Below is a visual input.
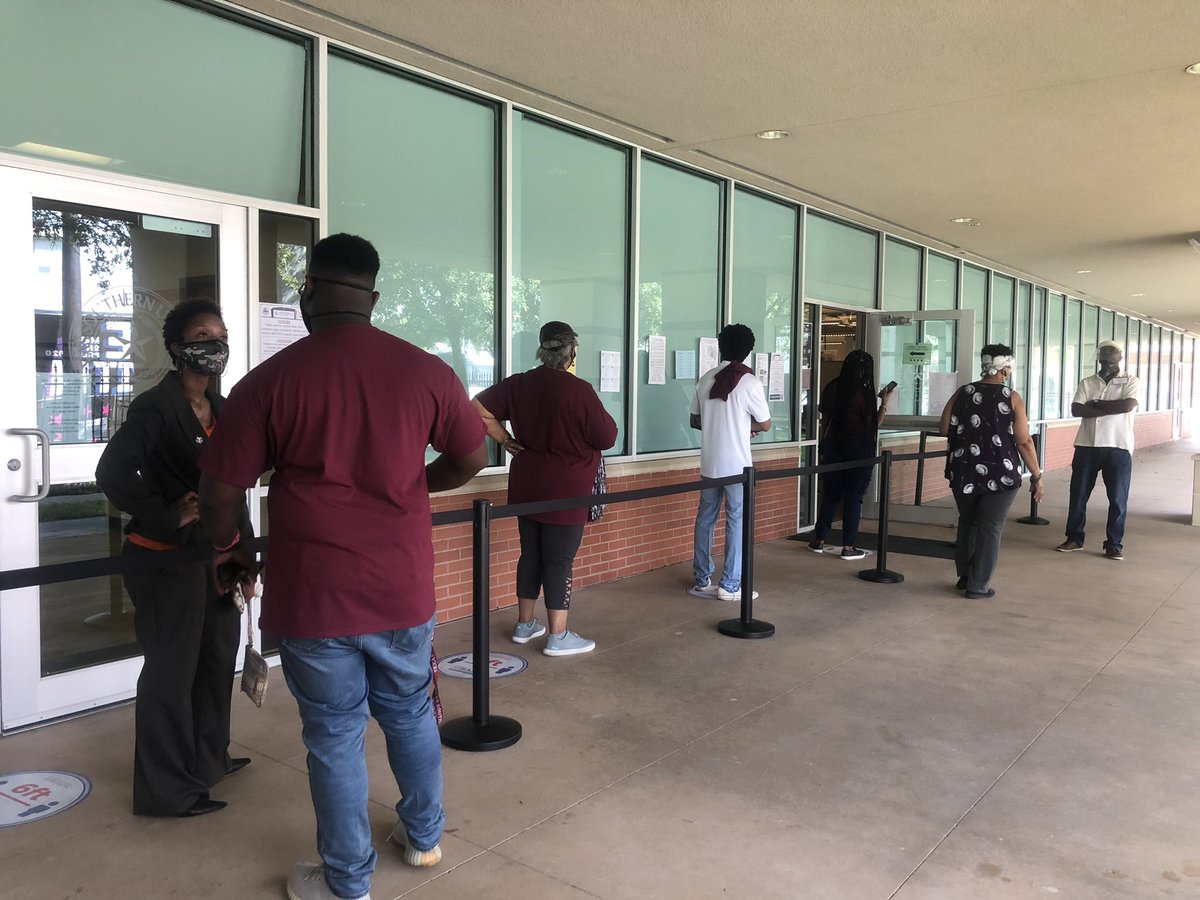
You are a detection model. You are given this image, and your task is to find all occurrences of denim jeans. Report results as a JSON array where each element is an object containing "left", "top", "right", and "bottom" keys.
[
  {"left": 693, "top": 483, "right": 744, "bottom": 592},
  {"left": 280, "top": 614, "right": 443, "bottom": 900},
  {"left": 953, "top": 488, "right": 1018, "bottom": 593},
  {"left": 1065, "top": 446, "right": 1132, "bottom": 551},
  {"left": 813, "top": 433, "right": 876, "bottom": 546}
]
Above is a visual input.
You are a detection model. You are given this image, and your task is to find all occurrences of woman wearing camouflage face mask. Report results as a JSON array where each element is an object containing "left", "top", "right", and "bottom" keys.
[{"left": 96, "top": 298, "right": 253, "bottom": 818}]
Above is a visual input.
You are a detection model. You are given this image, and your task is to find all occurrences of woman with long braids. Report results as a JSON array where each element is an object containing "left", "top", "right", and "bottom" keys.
[
  {"left": 808, "top": 349, "right": 893, "bottom": 560},
  {"left": 96, "top": 298, "right": 252, "bottom": 818}
]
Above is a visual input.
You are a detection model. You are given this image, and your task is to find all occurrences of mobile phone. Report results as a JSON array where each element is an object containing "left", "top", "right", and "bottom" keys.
[{"left": 879, "top": 380, "right": 898, "bottom": 397}]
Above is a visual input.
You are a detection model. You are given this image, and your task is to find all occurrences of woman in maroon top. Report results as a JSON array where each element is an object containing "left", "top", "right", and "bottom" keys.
[{"left": 474, "top": 321, "right": 618, "bottom": 656}]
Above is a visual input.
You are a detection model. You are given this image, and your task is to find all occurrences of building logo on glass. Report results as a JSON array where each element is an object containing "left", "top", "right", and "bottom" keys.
[
  {"left": 0, "top": 771, "right": 91, "bottom": 828},
  {"left": 84, "top": 286, "right": 173, "bottom": 368}
]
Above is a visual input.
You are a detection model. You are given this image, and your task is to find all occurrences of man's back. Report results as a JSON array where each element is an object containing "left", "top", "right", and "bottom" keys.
[
  {"left": 200, "top": 323, "right": 485, "bottom": 638},
  {"left": 692, "top": 361, "right": 769, "bottom": 478}
]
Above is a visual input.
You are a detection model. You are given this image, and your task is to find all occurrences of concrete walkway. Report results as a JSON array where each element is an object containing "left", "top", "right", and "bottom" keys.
[{"left": 2, "top": 438, "right": 1198, "bottom": 899}]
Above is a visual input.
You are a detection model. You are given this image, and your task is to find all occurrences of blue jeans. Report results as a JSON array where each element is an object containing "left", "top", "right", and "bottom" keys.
[
  {"left": 693, "top": 483, "right": 744, "bottom": 592},
  {"left": 280, "top": 615, "right": 443, "bottom": 900},
  {"left": 1065, "top": 446, "right": 1132, "bottom": 551},
  {"left": 814, "top": 433, "right": 876, "bottom": 546}
]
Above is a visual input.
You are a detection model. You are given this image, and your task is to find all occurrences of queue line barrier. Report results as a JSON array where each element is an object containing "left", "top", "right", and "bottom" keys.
[{"left": 0, "top": 446, "right": 955, "bottom": 753}]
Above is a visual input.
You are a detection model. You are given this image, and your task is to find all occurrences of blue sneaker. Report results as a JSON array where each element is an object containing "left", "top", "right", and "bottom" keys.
[
  {"left": 512, "top": 618, "right": 547, "bottom": 644},
  {"left": 543, "top": 630, "right": 595, "bottom": 657}
]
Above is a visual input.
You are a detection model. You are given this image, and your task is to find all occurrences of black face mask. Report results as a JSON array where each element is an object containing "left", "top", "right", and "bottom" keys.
[
  {"left": 301, "top": 276, "right": 374, "bottom": 334},
  {"left": 176, "top": 339, "right": 229, "bottom": 376}
]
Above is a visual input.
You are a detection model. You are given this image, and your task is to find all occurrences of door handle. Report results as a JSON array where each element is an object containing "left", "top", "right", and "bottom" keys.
[{"left": 7, "top": 428, "right": 51, "bottom": 502}]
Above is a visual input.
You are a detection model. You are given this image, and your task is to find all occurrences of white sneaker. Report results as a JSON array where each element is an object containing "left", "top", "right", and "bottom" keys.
[
  {"left": 716, "top": 588, "right": 760, "bottom": 602},
  {"left": 687, "top": 583, "right": 720, "bottom": 598},
  {"left": 389, "top": 822, "right": 443, "bottom": 868},
  {"left": 287, "top": 863, "right": 371, "bottom": 900}
]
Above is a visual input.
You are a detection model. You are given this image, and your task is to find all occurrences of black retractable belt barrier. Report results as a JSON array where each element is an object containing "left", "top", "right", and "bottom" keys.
[
  {"left": 440, "top": 498, "right": 522, "bottom": 752},
  {"left": 718, "top": 466, "right": 774, "bottom": 639},
  {"left": 858, "top": 450, "right": 905, "bottom": 584},
  {"left": 1017, "top": 431, "right": 1050, "bottom": 525}
]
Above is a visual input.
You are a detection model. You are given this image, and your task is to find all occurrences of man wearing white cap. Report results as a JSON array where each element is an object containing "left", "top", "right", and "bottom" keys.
[{"left": 1057, "top": 340, "right": 1139, "bottom": 559}]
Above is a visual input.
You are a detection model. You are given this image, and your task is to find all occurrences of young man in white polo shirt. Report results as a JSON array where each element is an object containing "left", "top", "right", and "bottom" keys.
[
  {"left": 688, "top": 324, "right": 771, "bottom": 601},
  {"left": 1057, "top": 340, "right": 1139, "bottom": 560}
]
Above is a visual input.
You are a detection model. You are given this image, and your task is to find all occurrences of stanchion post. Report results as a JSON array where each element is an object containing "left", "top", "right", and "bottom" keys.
[
  {"left": 1017, "top": 429, "right": 1050, "bottom": 525},
  {"left": 440, "top": 498, "right": 522, "bottom": 751},
  {"left": 914, "top": 431, "right": 927, "bottom": 506},
  {"left": 718, "top": 466, "right": 775, "bottom": 639},
  {"left": 858, "top": 450, "right": 905, "bottom": 584}
]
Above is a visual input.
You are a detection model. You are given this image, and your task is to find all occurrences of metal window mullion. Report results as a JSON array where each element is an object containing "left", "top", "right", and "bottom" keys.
[
  {"left": 628, "top": 147, "right": 641, "bottom": 457},
  {"left": 316, "top": 35, "right": 330, "bottom": 236}
]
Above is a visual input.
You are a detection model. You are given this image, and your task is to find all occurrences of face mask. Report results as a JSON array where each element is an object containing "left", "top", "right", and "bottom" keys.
[
  {"left": 1097, "top": 356, "right": 1120, "bottom": 381},
  {"left": 176, "top": 339, "right": 229, "bottom": 376}
]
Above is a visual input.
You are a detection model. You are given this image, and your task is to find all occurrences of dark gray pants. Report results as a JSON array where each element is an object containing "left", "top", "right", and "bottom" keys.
[
  {"left": 953, "top": 489, "right": 1018, "bottom": 594},
  {"left": 124, "top": 542, "right": 239, "bottom": 815}
]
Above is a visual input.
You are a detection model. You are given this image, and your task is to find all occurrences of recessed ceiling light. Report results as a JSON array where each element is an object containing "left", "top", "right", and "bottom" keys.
[
  {"left": 1075, "top": 269, "right": 1091, "bottom": 274},
  {"left": 1186, "top": 62, "right": 1200, "bottom": 75},
  {"left": 951, "top": 217, "right": 980, "bottom": 226},
  {"left": 1131, "top": 292, "right": 1147, "bottom": 297},
  {"left": 755, "top": 130, "right": 790, "bottom": 140}
]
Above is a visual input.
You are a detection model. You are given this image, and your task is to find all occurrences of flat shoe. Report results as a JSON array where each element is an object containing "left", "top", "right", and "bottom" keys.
[
  {"left": 226, "top": 757, "right": 251, "bottom": 776},
  {"left": 179, "top": 798, "right": 227, "bottom": 817},
  {"left": 964, "top": 588, "right": 996, "bottom": 599}
]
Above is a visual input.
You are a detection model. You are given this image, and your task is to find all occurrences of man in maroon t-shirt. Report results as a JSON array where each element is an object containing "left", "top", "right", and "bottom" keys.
[{"left": 198, "top": 234, "right": 486, "bottom": 900}]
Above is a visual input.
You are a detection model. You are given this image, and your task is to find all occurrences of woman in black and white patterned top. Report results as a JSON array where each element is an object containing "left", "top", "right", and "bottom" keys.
[{"left": 939, "top": 343, "right": 1043, "bottom": 599}]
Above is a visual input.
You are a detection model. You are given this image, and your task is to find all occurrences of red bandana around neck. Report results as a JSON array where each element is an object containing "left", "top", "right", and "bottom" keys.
[{"left": 710, "top": 361, "right": 753, "bottom": 401}]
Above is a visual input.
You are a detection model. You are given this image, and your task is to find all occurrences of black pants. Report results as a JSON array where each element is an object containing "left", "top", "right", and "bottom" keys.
[
  {"left": 953, "top": 488, "right": 1018, "bottom": 594},
  {"left": 814, "top": 433, "right": 876, "bottom": 546},
  {"left": 516, "top": 518, "right": 585, "bottom": 611},
  {"left": 123, "top": 542, "right": 239, "bottom": 815}
]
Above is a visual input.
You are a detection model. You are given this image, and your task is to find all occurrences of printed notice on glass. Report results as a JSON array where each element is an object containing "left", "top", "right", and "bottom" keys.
[
  {"left": 928, "top": 371, "right": 959, "bottom": 416},
  {"left": 754, "top": 353, "right": 769, "bottom": 388},
  {"left": 600, "top": 350, "right": 621, "bottom": 392},
  {"left": 675, "top": 350, "right": 696, "bottom": 380},
  {"left": 768, "top": 353, "right": 786, "bottom": 401},
  {"left": 259, "top": 304, "right": 308, "bottom": 361},
  {"left": 647, "top": 335, "right": 667, "bottom": 385},
  {"left": 698, "top": 337, "right": 720, "bottom": 377}
]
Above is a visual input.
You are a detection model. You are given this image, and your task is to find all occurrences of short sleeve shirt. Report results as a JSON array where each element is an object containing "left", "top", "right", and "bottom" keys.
[
  {"left": 1072, "top": 373, "right": 1139, "bottom": 451},
  {"left": 476, "top": 367, "right": 618, "bottom": 525},
  {"left": 199, "top": 324, "right": 486, "bottom": 640},
  {"left": 690, "top": 361, "right": 771, "bottom": 478}
]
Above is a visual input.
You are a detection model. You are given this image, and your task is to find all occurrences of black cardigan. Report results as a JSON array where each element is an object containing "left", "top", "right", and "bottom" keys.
[{"left": 96, "top": 373, "right": 251, "bottom": 547}]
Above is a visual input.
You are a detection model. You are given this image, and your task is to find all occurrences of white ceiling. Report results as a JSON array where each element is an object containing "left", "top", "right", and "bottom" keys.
[{"left": 254, "top": 0, "right": 1200, "bottom": 335}]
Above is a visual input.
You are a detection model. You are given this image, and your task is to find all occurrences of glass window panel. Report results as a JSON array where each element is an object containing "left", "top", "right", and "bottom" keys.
[
  {"left": 1157, "top": 327, "right": 1169, "bottom": 411},
  {"left": 1100, "top": 309, "right": 1114, "bottom": 342},
  {"left": 882, "top": 239, "right": 920, "bottom": 311},
  {"left": 1185, "top": 337, "right": 1195, "bottom": 407},
  {"left": 636, "top": 159, "right": 721, "bottom": 453},
  {"left": 1063, "top": 298, "right": 1081, "bottom": 414},
  {"left": 1, "top": 0, "right": 311, "bottom": 203},
  {"left": 1080, "top": 304, "right": 1099, "bottom": 387},
  {"left": 512, "top": 113, "right": 629, "bottom": 452},
  {"left": 1116, "top": 314, "right": 1129, "bottom": 366},
  {"left": 1014, "top": 282, "right": 1031, "bottom": 407},
  {"left": 800, "top": 303, "right": 818, "bottom": 441},
  {"left": 1044, "top": 292, "right": 1064, "bottom": 419},
  {"left": 804, "top": 212, "right": 876, "bottom": 307},
  {"left": 1139, "top": 321, "right": 1152, "bottom": 409},
  {"left": 989, "top": 273, "right": 1014, "bottom": 345},
  {"left": 732, "top": 189, "right": 796, "bottom": 442},
  {"left": 258, "top": 212, "right": 314, "bottom": 308},
  {"left": 329, "top": 55, "right": 498, "bottom": 407},
  {"left": 1028, "top": 286, "right": 1046, "bottom": 421},
  {"left": 961, "top": 264, "right": 987, "bottom": 362},
  {"left": 926, "top": 252, "right": 958, "bottom": 310}
]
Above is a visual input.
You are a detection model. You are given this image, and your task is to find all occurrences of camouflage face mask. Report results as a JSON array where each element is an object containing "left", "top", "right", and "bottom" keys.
[{"left": 176, "top": 339, "right": 229, "bottom": 376}]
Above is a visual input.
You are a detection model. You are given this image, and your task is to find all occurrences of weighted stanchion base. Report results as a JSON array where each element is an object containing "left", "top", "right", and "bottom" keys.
[
  {"left": 440, "top": 715, "right": 522, "bottom": 752},
  {"left": 858, "top": 569, "right": 905, "bottom": 584},
  {"left": 717, "top": 618, "right": 775, "bottom": 639},
  {"left": 1017, "top": 516, "right": 1050, "bottom": 525}
]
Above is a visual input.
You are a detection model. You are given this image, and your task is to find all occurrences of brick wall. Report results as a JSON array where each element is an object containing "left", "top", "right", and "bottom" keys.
[
  {"left": 429, "top": 450, "right": 799, "bottom": 623},
  {"left": 1043, "top": 410, "right": 1175, "bottom": 470}
]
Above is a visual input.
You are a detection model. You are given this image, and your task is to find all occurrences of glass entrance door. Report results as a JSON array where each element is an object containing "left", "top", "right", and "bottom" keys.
[
  {"left": 0, "top": 168, "right": 247, "bottom": 730},
  {"left": 864, "top": 309, "right": 973, "bottom": 526}
]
